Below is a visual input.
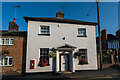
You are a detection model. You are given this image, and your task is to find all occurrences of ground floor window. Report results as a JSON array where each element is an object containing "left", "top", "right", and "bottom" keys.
[
  {"left": 78, "top": 49, "right": 88, "bottom": 65},
  {"left": 0, "top": 56, "right": 13, "bottom": 66},
  {"left": 40, "top": 48, "right": 50, "bottom": 66}
]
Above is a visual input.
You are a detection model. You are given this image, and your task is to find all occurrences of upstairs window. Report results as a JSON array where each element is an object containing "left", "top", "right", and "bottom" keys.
[
  {"left": 0, "top": 57, "right": 13, "bottom": 66},
  {"left": 0, "top": 38, "right": 14, "bottom": 45},
  {"left": 78, "top": 28, "right": 86, "bottom": 37},
  {"left": 39, "top": 26, "right": 50, "bottom": 35}
]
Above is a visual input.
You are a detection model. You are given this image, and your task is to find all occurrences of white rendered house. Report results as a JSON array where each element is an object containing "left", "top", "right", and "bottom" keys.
[{"left": 24, "top": 11, "right": 98, "bottom": 73}]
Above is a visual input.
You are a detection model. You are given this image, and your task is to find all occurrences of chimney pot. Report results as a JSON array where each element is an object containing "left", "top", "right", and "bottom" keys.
[{"left": 13, "top": 18, "right": 16, "bottom": 23}]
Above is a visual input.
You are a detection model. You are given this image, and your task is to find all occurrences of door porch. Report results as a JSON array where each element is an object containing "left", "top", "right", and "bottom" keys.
[{"left": 54, "top": 44, "right": 76, "bottom": 73}]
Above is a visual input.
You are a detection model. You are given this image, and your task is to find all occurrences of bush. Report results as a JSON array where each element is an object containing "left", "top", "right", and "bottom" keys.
[
  {"left": 40, "top": 60, "right": 48, "bottom": 67},
  {"left": 74, "top": 52, "right": 81, "bottom": 56},
  {"left": 48, "top": 52, "right": 56, "bottom": 58},
  {"left": 0, "top": 50, "right": 9, "bottom": 55},
  {"left": 79, "top": 59, "right": 88, "bottom": 65}
]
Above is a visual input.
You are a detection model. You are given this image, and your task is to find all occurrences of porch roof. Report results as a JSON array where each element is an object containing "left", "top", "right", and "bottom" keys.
[{"left": 55, "top": 44, "right": 77, "bottom": 50}]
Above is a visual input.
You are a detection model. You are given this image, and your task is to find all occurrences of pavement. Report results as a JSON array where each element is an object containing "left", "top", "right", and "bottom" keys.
[{"left": 1, "top": 64, "right": 120, "bottom": 80}]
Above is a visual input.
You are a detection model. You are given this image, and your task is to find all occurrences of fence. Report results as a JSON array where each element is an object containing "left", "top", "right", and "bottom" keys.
[
  {"left": 102, "top": 55, "right": 111, "bottom": 64},
  {"left": 97, "top": 54, "right": 114, "bottom": 69}
]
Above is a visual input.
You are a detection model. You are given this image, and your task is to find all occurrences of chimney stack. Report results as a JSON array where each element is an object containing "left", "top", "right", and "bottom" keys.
[
  {"left": 116, "top": 29, "right": 120, "bottom": 38},
  {"left": 101, "top": 29, "right": 107, "bottom": 42},
  {"left": 56, "top": 10, "right": 64, "bottom": 18},
  {"left": 8, "top": 18, "right": 19, "bottom": 32},
  {"left": 13, "top": 18, "right": 16, "bottom": 23}
]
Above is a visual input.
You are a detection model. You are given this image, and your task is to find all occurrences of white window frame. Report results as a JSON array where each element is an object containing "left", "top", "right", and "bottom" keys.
[
  {"left": 39, "top": 48, "right": 49, "bottom": 65},
  {"left": 78, "top": 28, "right": 86, "bottom": 36},
  {"left": 79, "top": 49, "right": 87, "bottom": 60},
  {"left": 0, "top": 38, "right": 14, "bottom": 45},
  {"left": 39, "top": 25, "right": 50, "bottom": 34},
  {"left": 0, "top": 56, "right": 13, "bottom": 66}
]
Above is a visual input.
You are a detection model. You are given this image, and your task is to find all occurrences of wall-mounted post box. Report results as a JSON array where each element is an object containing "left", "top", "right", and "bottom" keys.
[{"left": 30, "top": 60, "right": 35, "bottom": 69}]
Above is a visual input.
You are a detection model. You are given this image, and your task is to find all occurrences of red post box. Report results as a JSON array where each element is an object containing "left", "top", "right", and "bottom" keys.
[{"left": 30, "top": 60, "right": 35, "bottom": 69}]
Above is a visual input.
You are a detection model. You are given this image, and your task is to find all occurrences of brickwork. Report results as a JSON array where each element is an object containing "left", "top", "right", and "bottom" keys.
[
  {"left": 0, "top": 36, "right": 26, "bottom": 75},
  {"left": 116, "top": 30, "right": 120, "bottom": 38},
  {"left": 101, "top": 29, "right": 108, "bottom": 50},
  {"left": 98, "top": 54, "right": 115, "bottom": 69},
  {"left": 56, "top": 10, "right": 64, "bottom": 18},
  {"left": 101, "top": 29, "right": 107, "bottom": 42},
  {"left": 8, "top": 22, "right": 19, "bottom": 32},
  {"left": 102, "top": 43, "right": 108, "bottom": 50}
]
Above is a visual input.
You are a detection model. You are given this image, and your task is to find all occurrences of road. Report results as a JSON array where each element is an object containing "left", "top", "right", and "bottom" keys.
[
  {"left": 1, "top": 63, "right": 120, "bottom": 80},
  {"left": 1, "top": 75, "right": 120, "bottom": 80}
]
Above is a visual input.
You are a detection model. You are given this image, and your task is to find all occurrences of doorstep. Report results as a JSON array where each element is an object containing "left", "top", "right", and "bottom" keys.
[{"left": 58, "top": 71, "right": 72, "bottom": 74}]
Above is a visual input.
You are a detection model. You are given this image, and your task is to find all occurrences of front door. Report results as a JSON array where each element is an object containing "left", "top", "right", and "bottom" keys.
[{"left": 61, "top": 55, "right": 68, "bottom": 71}]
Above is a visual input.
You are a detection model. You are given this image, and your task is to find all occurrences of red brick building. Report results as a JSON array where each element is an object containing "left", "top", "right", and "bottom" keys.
[
  {"left": 96, "top": 29, "right": 120, "bottom": 52},
  {"left": 96, "top": 29, "right": 108, "bottom": 52},
  {"left": 0, "top": 19, "right": 27, "bottom": 75},
  {"left": 96, "top": 29, "right": 120, "bottom": 68}
]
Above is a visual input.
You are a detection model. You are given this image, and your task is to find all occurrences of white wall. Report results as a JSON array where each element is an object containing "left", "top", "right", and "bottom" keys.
[
  {"left": 108, "top": 40, "right": 119, "bottom": 49},
  {"left": 26, "top": 20, "right": 98, "bottom": 73}
]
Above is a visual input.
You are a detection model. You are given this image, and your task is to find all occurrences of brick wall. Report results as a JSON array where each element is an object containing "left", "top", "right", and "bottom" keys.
[
  {"left": 102, "top": 42, "right": 108, "bottom": 50},
  {"left": 0, "top": 36, "right": 26, "bottom": 75},
  {"left": 98, "top": 53, "right": 115, "bottom": 69},
  {"left": 116, "top": 30, "right": 120, "bottom": 38},
  {"left": 8, "top": 22, "right": 19, "bottom": 32}
]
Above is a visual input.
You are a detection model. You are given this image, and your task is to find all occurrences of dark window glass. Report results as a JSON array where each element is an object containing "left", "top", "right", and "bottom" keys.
[
  {"left": 40, "top": 48, "right": 49, "bottom": 65},
  {"left": 9, "top": 58, "right": 13, "bottom": 65},
  {"left": 78, "top": 28, "right": 86, "bottom": 36},
  {"left": 40, "top": 26, "right": 50, "bottom": 34}
]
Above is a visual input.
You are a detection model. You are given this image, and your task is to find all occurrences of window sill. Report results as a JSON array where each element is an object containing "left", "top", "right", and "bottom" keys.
[
  {"left": 0, "top": 65, "right": 13, "bottom": 67},
  {"left": 77, "top": 35, "right": 87, "bottom": 37},
  {"left": 74, "top": 56, "right": 77, "bottom": 58},
  {"left": 38, "top": 34, "right": 50, "bottom": 36},
  {"left": 38, "top": 63, "right": 50, "bottom": 67},
  {"left": 78, "top": 63, "right": 88, "bottom": 65},
  {"left": 0, "top": 44, "right": 14, "bottom": 46},
  {"left": 47, "top": 64, "right": 50, "bottom": 66}
]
